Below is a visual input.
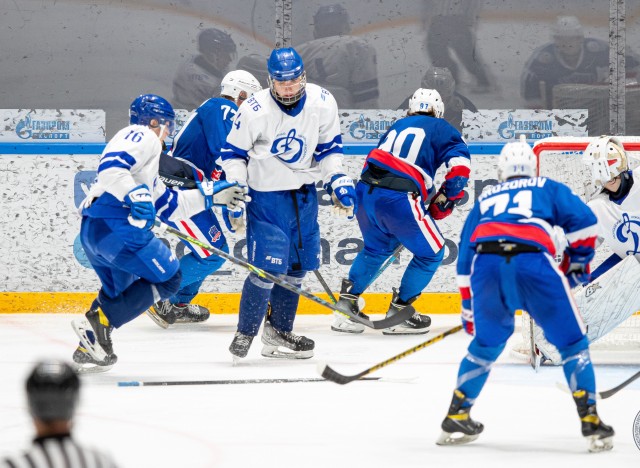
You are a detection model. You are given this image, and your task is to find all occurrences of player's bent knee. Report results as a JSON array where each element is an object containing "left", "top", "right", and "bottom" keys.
[
  {"left": 469, "top": 339, "right": 506, "bottom": 362},
  {"left": 557, "top": 335, "right": 589, "bottom": 361}
]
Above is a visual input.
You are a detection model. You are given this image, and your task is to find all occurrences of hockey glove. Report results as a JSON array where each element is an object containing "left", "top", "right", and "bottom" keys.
[
  {"left": 560, "top": 247, "right": 594, "bottom": 288},
  {"left": 124, "top": 184, "right": 155, "bottom": 230},
  {"left": 222, "top": 206, "right": 246, "bottom": 235},
  {"left": 325, "top": 174, "right": 357, "bottom": 219},
  {"left": 199, "top": 180, "right": 250, "bottom": 211},
  {"left": 428, "top": 186, "right": 464, "bottom": 220}
]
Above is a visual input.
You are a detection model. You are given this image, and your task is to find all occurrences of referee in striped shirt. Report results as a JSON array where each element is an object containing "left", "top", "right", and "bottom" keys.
[{"left": 0, "top": 360, "right": 118, "bottom": 468}]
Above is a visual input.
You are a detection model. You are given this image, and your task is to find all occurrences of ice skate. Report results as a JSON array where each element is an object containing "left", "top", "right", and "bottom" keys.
[
  {"left": 71, "top": 345, "right": 115, "bottom": 374},
  {"left": 436, "top": 390, "right": 484, "bottom": 446},
  {"left": 383, "top": 289, "right": 431, "bottom": 335},
  {"left": 331, "top": 279, "right": 368, "bottom": 334},
  {"left": 145, "top": 300, "right": 177, "bottom": 329},
  {"left": 229, "top": 332, "right": 254, "bottom": 364},
  {"left": 573, "top": 390, "right": 614, "bottom": 452},
  {"left": 71, "top": 304, "right": 117, "bottom": 371},
  {"left": 173, "top": 302, "right": 210, "bottom": 323},
  {"left": 261, "top": 319, "right": 314, "bottom": 359}
]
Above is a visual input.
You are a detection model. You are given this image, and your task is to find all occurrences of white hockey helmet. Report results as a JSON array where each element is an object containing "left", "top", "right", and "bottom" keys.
[
  {"left": 582, "top": 136, "right": 628, "bottom": 189},
  {"left": 220, "top": 70, "right": 262, "bottom": 103},
  {"left": 408, "top": 88, "right": 444, "bottom": 118},
  {"left": 497, "top": 136, "right": 537, "bottom": 182}
]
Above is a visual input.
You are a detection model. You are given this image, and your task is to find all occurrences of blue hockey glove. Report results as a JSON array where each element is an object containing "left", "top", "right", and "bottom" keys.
[
  {"left": 124, "top": 184, "right": 155, "bottom": 230},
  {"left": 428, "top": 186, "right": 463, "bottom": 220},
  {"left": 560, "top": 247, "right": 593, "bottom": 288},
  {"left": 324, "top": 174, "right": 357, "bottom": 219},
  {"left": 222, "top": 206, "right": 246, "bottom": 235}
]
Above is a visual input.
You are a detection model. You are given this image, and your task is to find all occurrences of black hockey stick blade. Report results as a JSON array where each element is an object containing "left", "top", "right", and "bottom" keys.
[
  {"left": 154, "top": 221, "right": 412, "bottom": 330},
  {"left": 599, "top": 370, "right": 640, "bottom": 399},
  {"left": 319, "top": 325, "right": 464, "bottom": 384},
  {"left": 118, "top": 377, "right": 381, "bottom": 387}
]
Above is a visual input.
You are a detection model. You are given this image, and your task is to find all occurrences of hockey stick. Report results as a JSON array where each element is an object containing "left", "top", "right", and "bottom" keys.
[
  {"left": 318, "top": 325, "right": 463, "bottom": 384},
  {"left": 118, "top": 377, "right": 382, "bottom": 387},
  {"left": 154, "top": 221, "right": 413, "bottom": 330},
  {"left": 556, "top": 370, "right": 640, "bottom": 399},
  {"left": 363, "top": 244, "right": 404, "bottom": 292},
  {"left": 313, "top": 269, "right": 338, "bottom": 303}
]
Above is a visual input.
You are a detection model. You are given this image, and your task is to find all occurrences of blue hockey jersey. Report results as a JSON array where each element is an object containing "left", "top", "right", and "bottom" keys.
[{"left": 171, "top": 97, "right": 238, "bottom": 180}]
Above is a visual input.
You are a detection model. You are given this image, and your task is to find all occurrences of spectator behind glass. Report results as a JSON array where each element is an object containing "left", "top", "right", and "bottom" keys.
[
  {"left": 521, "top": 15, "right": 640, "bottom": 109},
  {"left": 173, "top": 28, "right": 237, "bottom": 111},
  {"left": 296, "top": 4, "right": 379, "bottom": 109},
  {"left": 237, "top": 53, "right": 270, "bottom": 89},
  {"left": 398, "top": 67, "right": 477, "bottom": 132}
]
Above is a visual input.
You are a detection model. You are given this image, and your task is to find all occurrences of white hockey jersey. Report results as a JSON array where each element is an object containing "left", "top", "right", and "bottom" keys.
[
  {"left": 221, "top": 84, "right": 345, "bottom": 192},
  {"left": 588, "top": 169, "right": 640, "bottom": 260},
  {"left": 81, "top": 124, "right": 206, "bottom": 222}
]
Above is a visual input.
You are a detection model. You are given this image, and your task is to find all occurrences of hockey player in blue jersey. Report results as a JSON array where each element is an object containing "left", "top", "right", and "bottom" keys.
[
  {"left": 220, "top": 47, "right": 356, "bottom": 361},
  {"left": 70, "top": 94, "right": 249, "bottom": 373},
  {"left": 438, "top": 139, "right": 614, "bottom": 452},
  {"left": 332, "top": 88, "right": 471, "bottom": 335},
  {"left": 145, "top": 70, "right": 261, "bottom": 328}
]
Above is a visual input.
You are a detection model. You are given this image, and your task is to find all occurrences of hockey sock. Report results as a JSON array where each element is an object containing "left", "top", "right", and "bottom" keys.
[
  {"left": 170, "top": 250, "right": 226, "bottom": 304},
  {"left": 455, "top": 339, "right": 504, "bottom": 406},
  {"left": 559, "top": 337, "right": 596, "bottom": 403},
  {"left": 237, "top": 273, "right": 274, "bottom": 336},
  {"left": 98, "top": 270, "right": 182, "bottom": 328},
  {"left": 398, "top": 252, "right": 443, "bottom": 301},
  {"left": 268, "top": 270, "right": 306, "bottom": 332},
  {"left": 348, "top": 249, "right": 393, "bottom": 294}
]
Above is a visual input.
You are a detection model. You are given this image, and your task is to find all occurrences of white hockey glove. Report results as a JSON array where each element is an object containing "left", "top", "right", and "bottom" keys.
[
  {"left": 213, "top": 180, "right": 250, "bottom": 210},
  {"left": 324, "top": 174, "right": 357, "bottom": 219},
  {"left": 124, "top": 184, "right": 155, "bottom": 230},
  {"left": 222, "top": 206, "right": 246, "bottom": 235}
]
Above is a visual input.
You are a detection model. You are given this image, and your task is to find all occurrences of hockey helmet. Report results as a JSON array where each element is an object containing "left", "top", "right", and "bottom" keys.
[
  {"left": 421, "top": 67, "right": 455, "bottom": 101},
  {"left": 583, "top": 136, "right": 628, "bottom": 189},
  {"left": 26, "top": 360, "right": 80, "bottom": 422},
  {"left": 408, "top": 88, "right": 445, "bottom": 118},
  {"left": 313, "top": 4, "right": 351, "bottom": 38},
  {"left": 497, "top": 137, "right": 537, "bottom": 182},
  {"left": 267, "top": 48, "right": 306, "bottom": 105},
  {"left": 129, "top": 94, "right": 175, "bottom": 134},
  {"left": 221, "top": 70, "right": 262, "bottom": 104}
]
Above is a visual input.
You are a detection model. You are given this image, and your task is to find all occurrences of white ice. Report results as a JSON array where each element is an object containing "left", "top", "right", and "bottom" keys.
[{"left": 0, "top": 313, "right": 638, "bottom": 467}]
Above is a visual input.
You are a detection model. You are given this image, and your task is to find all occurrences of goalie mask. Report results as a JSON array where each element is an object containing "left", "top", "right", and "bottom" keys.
[
  {"left": 221, "top": 70, "right": 262, "bottom": 104},
  {"left": 408, "top": 88, "right": 444, "bottom": 118},
  {"left": 582, "top": 136, "right": 628, "bottom": 196},
  {"left": 497, "top": 138, "right": 537, "bottom": 182}
]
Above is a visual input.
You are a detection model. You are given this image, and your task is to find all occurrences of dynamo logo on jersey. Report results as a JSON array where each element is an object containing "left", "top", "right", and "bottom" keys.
[
  {"left": 271, "top": 128, "right": 305, "bottom": 163},
  {"left": 498, "top": 113, "right": 553, "bottom": 140},
  {"left": 15, "top": 115, "right": 71, "bottom": 140},
  {"left": 615, "top": 213, "right": 640, "bottom": 255}
]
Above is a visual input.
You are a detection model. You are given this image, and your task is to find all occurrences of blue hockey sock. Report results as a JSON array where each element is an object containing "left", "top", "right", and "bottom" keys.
[
  {"left": 398, "top": 252, "right": 443, "bottom": 302},
  {"left": 455, "top": 339, "right": 504, "bottom": 406},
  {"left": 170, "top": 251, "right": 226, "bottom": 304},
  {"left": 98, "top": 270, "right": 182, "bottom": 328},
  {"left": 268, "top": 271, "right": 306, "bottom": 332},
  {"left": 559, "top": 337, "right": 596, "bottom": 403},
  {"left": 237, "top": 274, "right": 274, "bottom": 336},
  {"left": 348, "top": 250, "right": 392, "bottom": 294}
]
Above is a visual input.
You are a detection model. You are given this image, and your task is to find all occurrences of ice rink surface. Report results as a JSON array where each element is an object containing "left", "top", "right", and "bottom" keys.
[{"left": 0, "top": 313, "right": 638, "bottom": 467}]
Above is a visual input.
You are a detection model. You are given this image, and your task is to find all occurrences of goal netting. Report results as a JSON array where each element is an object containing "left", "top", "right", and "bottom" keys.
[{"left": 510, "top": 136, "right": 640, "bottom": 364}]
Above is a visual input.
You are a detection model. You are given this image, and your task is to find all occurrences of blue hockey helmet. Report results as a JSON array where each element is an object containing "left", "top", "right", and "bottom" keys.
[
  {"left": 313, "top": 4, "right": 350, "bottom": 38},
  {"left": 26, "top": 360, "right": 80, "bottom": 422},
  {"left": 129, "top": 94, "right": 175, "bottom": 134},
  {"left": 267, "top": 48, "right": 306, "bottom": 105}
]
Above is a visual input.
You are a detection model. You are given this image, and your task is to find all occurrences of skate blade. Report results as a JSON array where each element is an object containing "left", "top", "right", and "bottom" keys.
[
  {"left": 436, "top": 431, "right": 479, "bottom": 446},
  {"left": 71, "top": 319, "right": 107, "bottom": 362},
  {"left": 261, "top": 345, "right": 313, "bottom": 360},
  {"left": 72, "top": 361, "right": 114, "bottom": 374},
  {"left": 587, "top": 435, "right": 614, "bottom": 452},
  {"left": 144, "top": 308, "right": 170, "bottom": 329},
  {"left": 330, "top": 324, "right": 365, "bottom": 334},
  {"left": 231, "top": 355, "right": 246, "bottom": 366}
]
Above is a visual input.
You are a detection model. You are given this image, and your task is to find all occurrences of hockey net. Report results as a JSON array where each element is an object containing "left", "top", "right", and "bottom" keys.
[{"left": 510, "top": 136, "right": 640, "bottom": 363}]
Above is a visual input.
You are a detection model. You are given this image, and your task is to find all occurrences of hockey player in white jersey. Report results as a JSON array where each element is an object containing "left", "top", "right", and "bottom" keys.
[
  {"left": 220, "top": 47, "right": 356, "bottom": 361},
  {"left": 297, "top": 4, "right": 379, "bottom": 108},
  {"left": 71, "top": 94, "right": 249, "bottom": 373}
]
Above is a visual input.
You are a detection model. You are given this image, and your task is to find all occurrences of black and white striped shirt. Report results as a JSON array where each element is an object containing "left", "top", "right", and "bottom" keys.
[{"left": 0, "top": 434, "right": 118, "bottom": 468}]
